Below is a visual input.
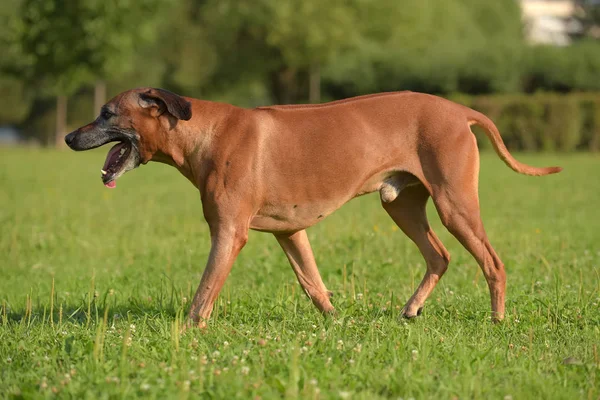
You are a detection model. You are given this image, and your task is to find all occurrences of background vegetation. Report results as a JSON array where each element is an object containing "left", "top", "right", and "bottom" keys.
[
  {"left": 1, "top": 0, "right": 600, "bottom": 147},
  {"left": 1, "top": 2, "right": 599, "bottom": 398}
]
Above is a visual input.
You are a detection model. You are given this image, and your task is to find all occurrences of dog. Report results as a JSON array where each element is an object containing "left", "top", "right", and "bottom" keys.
[{"left": 65, "top": 88, "right": 561, "bottom": 327}]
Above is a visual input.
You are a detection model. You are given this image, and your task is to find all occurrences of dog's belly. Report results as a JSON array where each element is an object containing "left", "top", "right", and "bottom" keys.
[
  {"left": 249, "top": 171, "right": 420, "bottom": 233},
  {"left": 250, "top": 199, "right": 346, "bottom": 232}
]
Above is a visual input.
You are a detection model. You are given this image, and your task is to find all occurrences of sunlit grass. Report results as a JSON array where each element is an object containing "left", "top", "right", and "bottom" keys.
[{"left": 0, "top": 148, "right": 599, "bottom": 399}]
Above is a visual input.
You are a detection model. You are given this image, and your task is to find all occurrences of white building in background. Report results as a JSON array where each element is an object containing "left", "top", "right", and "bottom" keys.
[{"left": 520, "top": 0, "right": 582, "bottom": 45}]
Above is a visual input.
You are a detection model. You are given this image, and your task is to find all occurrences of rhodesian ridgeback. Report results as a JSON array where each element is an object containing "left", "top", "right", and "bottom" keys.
[{"left": 65, "top": 88, "right": 561, "bottom": 326}]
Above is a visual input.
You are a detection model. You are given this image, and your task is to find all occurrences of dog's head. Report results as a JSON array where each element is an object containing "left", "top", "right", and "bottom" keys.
[{"left": 64, "top": 87, "right": 192, "bottom": 188}]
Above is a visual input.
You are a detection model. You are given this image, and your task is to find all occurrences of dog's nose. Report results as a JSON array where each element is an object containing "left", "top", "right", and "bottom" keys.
[{"left": 64, "top": 132, "right": 76, "bottom": 146}]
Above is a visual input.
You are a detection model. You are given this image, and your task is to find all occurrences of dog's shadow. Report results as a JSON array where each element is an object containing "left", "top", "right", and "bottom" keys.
[
  {"left": 3, "top": 297, "right": 186, "bottom": 328},
  {"left": 2, "top": 292, "right": 446, "bottom": 328}
]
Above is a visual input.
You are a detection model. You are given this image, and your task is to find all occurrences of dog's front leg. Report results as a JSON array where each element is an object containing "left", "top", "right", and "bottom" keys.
[{"left": 188, "top": 223, "right": 248, "bottom": 328}]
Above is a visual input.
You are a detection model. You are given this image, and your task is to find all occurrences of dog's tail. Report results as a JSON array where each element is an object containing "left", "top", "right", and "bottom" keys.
[{"left": 466, "top": 109, "right": 562, "bottom": 176}]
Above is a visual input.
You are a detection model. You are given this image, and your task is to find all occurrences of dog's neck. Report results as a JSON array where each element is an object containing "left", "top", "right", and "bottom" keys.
[{"left": 151, "top": 99, "right": 239, "bottom": 186}]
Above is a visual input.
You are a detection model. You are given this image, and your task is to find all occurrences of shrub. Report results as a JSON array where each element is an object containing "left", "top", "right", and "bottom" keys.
[{"left": 450, "top": 92, "right": 600, "bottom": 152}]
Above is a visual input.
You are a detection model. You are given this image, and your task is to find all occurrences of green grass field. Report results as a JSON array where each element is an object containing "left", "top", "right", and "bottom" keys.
[{"left": 1, "top": 148, "right": 599, "bottom": 399}]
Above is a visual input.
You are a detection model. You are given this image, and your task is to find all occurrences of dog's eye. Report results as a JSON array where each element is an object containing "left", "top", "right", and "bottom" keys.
[{"left": 101, "top": 109, "right": 115, "bottom": 119}]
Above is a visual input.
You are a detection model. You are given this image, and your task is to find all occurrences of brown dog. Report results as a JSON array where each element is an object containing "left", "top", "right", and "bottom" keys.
[{"left": 65, "top": 88, "right": 561, "bottom": 326}]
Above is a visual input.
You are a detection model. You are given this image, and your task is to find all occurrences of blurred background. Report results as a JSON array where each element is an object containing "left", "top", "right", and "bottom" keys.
[{"left": 0, "top": 0, "right": 599, "bottom": 150}]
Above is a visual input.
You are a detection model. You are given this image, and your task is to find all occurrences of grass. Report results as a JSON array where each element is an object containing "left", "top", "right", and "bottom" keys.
[{"left": 0, "top": 148, "right": 599, "bottom": 399}]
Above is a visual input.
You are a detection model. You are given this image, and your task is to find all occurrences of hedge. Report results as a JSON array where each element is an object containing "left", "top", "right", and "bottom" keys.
[{"left": 448, "top": 93, "right": 600, "bottom": 152}]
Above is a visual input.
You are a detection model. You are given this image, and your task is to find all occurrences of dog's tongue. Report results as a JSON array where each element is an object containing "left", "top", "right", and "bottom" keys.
[{"left": 104, "top": 181, "right": 116, "bottom": 189}]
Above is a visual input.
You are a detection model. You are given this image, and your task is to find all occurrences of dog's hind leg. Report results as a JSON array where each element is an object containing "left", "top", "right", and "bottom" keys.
[
  {"left": 382, "top": 182, "right": 450, "bottom": 318},
  {"left": 275, "top": 230, "right": 335, "bottom": 314},
  {"left": 432, "top": 184, "right": 506, "bottom": 322},
  {"left": 429, "top": 132, "right": 506, "bottom": 321}
]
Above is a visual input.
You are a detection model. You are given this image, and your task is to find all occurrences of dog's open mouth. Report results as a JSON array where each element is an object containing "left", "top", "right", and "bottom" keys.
[{"left": 101, "top": 141, "right": 134, "bottom": 188}]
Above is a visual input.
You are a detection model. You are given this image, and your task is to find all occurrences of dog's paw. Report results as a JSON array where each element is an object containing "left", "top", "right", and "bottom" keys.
[
  {"left": 401, "top": 306, "right": 424, "bottom": 320},
  {"left": 181, "top": 318, "right": 208, "bottom": 335},
  {"left": 322, "top": 308, "right": 337, "bottom": 318},
  {"left": 491, "top": 312, "right": 505, "bottom": 324}
]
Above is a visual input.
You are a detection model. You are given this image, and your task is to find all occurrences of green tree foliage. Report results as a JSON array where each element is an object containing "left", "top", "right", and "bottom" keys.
[
  {"left": 192, "top": 0, "right": 364, "bottom": 104},
  {"left": 1, "top": 0, "right": 600, "bottom": 145},
  {"left": 15, "top": 0, "right": 169, "bottom": 95},
  {"left": 324, "top": 0, "right": 525, "bottom": 96},
  {"left": 524, "top": 40, "right": 600, "bottom": 92},
  {"left": 0, "top": 0, "right": 32, "bottom": 124},
  {"left": 574, "top": 0, "right": 600, "bottom": 36},
  {"left": 7, "top": 0, "right": 170, "bottom": 143}
]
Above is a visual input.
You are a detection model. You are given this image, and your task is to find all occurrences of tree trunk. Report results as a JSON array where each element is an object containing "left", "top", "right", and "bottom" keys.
[
  {"left": 309, "top": 62, "right": 321, "bottom": 104},
  {"left": 94, "top": 80, "right": 107, "bottom": 117},
  {"left": 55, "top": 95, "right": 67, "bottom": 148},
  {"left": 269, "top": 67, "right": 298, "bottom": 104}
]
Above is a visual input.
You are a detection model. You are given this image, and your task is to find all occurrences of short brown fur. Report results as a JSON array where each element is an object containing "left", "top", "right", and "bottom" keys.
[{"left": 66, "top": 88, "right": 562, "bottom": 328}]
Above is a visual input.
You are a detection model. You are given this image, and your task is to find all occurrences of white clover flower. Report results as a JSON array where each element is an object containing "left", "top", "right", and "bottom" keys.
[{"left": 241, "top": 366, "right": 250, "bottom": 375}]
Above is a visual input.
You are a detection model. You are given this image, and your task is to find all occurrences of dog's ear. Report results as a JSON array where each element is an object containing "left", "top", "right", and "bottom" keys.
[{"left": 139, "top": 88, "right": 192, "bottom": 121}]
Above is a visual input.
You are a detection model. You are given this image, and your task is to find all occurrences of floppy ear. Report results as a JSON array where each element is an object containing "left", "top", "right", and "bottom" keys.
[{"left": 139, "top": 88, "right": 192, "bottom": 121}]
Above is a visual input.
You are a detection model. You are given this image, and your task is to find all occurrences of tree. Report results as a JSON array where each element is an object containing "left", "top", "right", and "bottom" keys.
[
  {"left": 574, "top": 0, "right": 600, "bottom": 38},
  {"left": 323, "top": 0, "right": 526, "bottom": 97},
  {"left": 0, "top": 0, "right": 32, "bottom": 126},
  {"left": 14, "top": 0, "right": 169, "bottom": 146},
  {"left": 193, "top": 0, "right": 364, "bottom": 104}
]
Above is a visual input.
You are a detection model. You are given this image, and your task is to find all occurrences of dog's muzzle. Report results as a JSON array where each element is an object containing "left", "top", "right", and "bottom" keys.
[{"left": 65, "top": 126, "right": 141, "bottom": 188}]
